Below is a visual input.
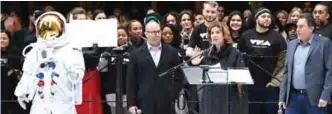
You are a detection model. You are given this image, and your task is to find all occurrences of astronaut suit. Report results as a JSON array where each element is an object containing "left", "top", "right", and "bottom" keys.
[{"left": 14, "top": 11, "right": 85, "bottom": 114}]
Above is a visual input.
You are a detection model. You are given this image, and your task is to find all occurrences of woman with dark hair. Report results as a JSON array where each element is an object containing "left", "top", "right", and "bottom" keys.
[
  {"left": 284, "top": 22, "right": 297, "bottom": 42},
  {"left": 276, "top": 10, "right": 288, "bottom": 27},
  {"left": 179, "top": 10, "right": 195, "bottom": 50},
  {"left": 117, "top": 26, "right": 129, "bottom": 46},
  {"left": 190, "top": 21, "right": 248, "bottom": 114},
  {"left": 161, "top": 24, "right": 183, "bottom": 55},
  {"left": 271, "top": 16, "right": 284, "bottom": 32},
  {"left": 1, "top": 30, "right": 26, "bottom": 114},
  {"left": 271, "top": 16, "right": 287, "bottom": 40},
  {"left": 126, "top": 20, "right": 146, "bottom": 52},
  {"left": 227, "top": 11, "right": 246, "bottom": 46},
  {"left": 1, "top": 30, "right": 13, "bottom": 51},
  {"left": 162, "top": 11, "right": 180, "bottom": 27},
  {"left": 1, "top": 30, "right": 22, "bottom": 80},
  {"left": 93, "top": 9, "right": 107, "bottom": 20}
]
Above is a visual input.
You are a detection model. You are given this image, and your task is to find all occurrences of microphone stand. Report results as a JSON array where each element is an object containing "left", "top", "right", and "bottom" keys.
[
  {"left": 242, "top": 53, "right": 282, "bottom": 83},
  {"left": 159, "top": 47, "right": 211, "bottom": 78},
  {"left": 159, "top": 48, "right": 211, "bottom": 114},
  {"left": 83, "top": 44, "right": 128, "bottom": 114},
  {"left": 112, "top": 46, "right": 128, "bottom": 114}
]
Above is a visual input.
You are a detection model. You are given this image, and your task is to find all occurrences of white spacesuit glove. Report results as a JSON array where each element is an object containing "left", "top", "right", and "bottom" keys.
[
  {"left": 14, "top": 71, "right": 35, "bottom": 110},
  {"left": 17, "top": 95, "right": 29, "bottom": 110}
]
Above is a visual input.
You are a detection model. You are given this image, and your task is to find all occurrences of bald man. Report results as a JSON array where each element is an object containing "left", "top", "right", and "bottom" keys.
[{"left": 126, "top": 21, "right": 185, "bottom": 114}]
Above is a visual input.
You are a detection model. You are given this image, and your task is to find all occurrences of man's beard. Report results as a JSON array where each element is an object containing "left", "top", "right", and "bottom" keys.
[
  {"left": 257, "top": 21, "right": 270, "bottom": 28},
  {"left": 315, "top": 19, "right": 324, "bottom": 27},
  {"left": 205, "top": 17, "right": 216, "bottom": 23}
]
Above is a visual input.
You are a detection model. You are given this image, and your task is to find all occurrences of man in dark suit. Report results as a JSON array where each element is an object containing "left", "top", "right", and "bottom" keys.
[
  {"left": 279, "top": 13, "right": 332, "bottom": 114},
  {"left": 126, "top": 19, "right": 184, "bottom": 114}
]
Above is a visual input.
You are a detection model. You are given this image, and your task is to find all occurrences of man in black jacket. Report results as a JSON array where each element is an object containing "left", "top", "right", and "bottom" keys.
[
  {"left": 238, "top": 7, "right": 287, "bottom": 114},
  {"left": 127, "top": 20, "right": 184, "bottom": 114},
  {"left": 313, "top": 2, "right": 332, "bottom": 40}
]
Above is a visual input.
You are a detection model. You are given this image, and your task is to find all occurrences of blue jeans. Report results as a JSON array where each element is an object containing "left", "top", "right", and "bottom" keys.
[{"left": 286, "top": 92, "right": 325, "bottom": 114}]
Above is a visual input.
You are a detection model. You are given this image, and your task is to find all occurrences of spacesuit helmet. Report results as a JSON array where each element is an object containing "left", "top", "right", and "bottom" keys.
[{"left": 35, "top": 11, "right": 67, "bottom": 46}]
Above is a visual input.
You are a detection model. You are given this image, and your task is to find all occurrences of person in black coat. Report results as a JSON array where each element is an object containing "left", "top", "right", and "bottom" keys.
[
  {"left": 1, "top": 30, "right": 29, "bottom": 114},
  {"left": 126, "top": 20, "right": 185, "bottom": 114},
  {"left": 127, "top": 20, "right": 146, "bottom": 52},
  {"left": 190, "top": 21, "right": 248, "bottom": 114}
]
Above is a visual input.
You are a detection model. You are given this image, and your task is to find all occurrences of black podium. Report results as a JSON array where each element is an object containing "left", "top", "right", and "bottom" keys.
[{"left": 182, "top": 66, "right": 253, "bottom": 114}]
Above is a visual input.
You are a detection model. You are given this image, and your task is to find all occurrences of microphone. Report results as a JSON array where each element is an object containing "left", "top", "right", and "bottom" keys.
[
  {"left": 208, "top": 44, "right": 213, "bottom": 54},
  {"left": 207, "top": 44, "right": 215, "bottom": 58},
  {"left": 100, "top": 51, "right": 112, "bottom": 60}
]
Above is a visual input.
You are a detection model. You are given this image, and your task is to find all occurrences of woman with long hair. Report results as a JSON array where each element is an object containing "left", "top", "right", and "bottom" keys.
[
  {"left": 179, "top": 10, "right": 195, "bottom": 50},
  {"left": 0, "top": 30, "right": 30, "bottom": 114},
  {"left": 161, "top": 24, "right": 182, "bottom": 52},
  {"left": 162, "top": 11, "right": 180, "bottom": 27},
  {"left": 1, "top": 30, "right": 25, "bottom": 114},
  {"left": 226, "top": 11, "right": 246, "bottom": 46},
  {"left": 287, "top": 7, "right": 303, "bottom": 23},
  {"left": 276, "top": 10, "right": 288, "bottom": 27},
  {"left": 271, "top": 16, "right": 288, "bottom": 40}
]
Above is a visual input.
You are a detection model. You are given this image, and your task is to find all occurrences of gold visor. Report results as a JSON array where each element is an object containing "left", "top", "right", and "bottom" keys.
[{"left": 37, "top": 14, "right": 64, "bottom": 41}]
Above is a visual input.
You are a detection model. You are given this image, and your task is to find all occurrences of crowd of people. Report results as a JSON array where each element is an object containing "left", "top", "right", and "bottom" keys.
[{"left": 1, "top": 1, "right": 332, "bottom": 114}]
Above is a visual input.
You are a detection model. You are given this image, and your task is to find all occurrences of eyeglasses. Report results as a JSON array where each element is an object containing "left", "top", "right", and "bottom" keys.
[{"left": 146, "top": 30, "right": 161, "bottom": 35}]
